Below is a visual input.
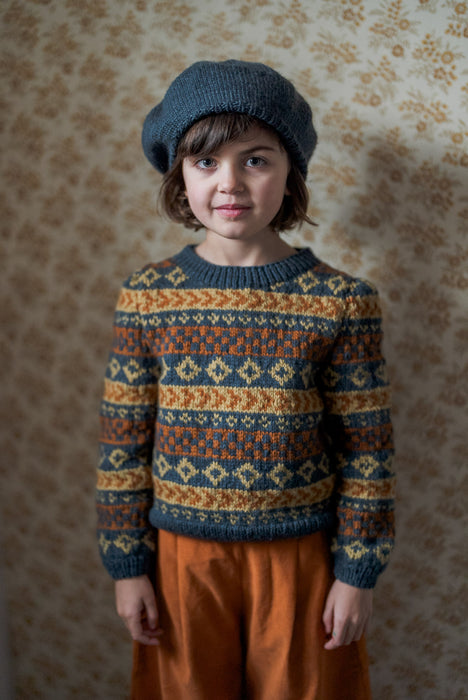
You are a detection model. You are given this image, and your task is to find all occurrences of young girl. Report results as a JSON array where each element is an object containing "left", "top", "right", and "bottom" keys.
[{"left": 97, "top": 60, "right": 395, "bottom": 699}]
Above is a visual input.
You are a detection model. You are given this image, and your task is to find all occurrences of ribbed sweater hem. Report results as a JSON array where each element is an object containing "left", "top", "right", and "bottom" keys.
[{"left": 149, "top": 510, "right": 335, "bottom": 543}]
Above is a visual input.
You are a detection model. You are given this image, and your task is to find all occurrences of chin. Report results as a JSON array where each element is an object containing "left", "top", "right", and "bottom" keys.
[{"left": 208, "top": 224, "right": 272, "bottom": 242}]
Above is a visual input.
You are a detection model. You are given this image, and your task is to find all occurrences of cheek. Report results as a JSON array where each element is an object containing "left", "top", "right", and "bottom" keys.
[
  {"left": 181, "top": 166, "right": 201, "bottom": 201},
  {"left": 266, "top": 178, "right": 289, "bottom": 207},
  {"left": 185, "top": 188, "right": 204, "bottom": 211},
  {"left": 184, "top": 186, "right": 210, "bottom": 224},
  {"left": 183, "top": 172, "right": 209, "bottom": 206}
]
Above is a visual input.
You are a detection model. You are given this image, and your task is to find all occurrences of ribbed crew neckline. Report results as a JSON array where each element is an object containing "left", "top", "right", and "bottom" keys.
[{"left": 175, "top": 245, "right": 317, "bottom": 289}]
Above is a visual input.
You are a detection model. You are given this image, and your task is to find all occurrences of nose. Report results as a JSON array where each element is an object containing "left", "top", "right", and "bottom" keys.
[{"left": 217, "top": 162, "right": 244, "bottom": 194}]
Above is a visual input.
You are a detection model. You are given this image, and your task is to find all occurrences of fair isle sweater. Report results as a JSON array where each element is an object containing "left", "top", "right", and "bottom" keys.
[{"left": 97, "top": 245, "right": 395, "bottom": 588}]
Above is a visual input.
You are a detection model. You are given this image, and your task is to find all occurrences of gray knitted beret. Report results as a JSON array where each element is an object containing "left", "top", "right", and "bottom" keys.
[{"left": 141, "top": 59, "right": 317, "bottom": 178}]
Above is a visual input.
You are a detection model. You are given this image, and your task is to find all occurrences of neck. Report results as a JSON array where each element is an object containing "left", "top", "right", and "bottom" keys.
[{"left": 195, "top": 231, "right": 297, "bottom": 267}]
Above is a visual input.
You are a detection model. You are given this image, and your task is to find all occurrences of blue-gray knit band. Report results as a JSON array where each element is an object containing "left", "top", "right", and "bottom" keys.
[{"left": 141, "top": 60, "right": 317, "bottom": 178}]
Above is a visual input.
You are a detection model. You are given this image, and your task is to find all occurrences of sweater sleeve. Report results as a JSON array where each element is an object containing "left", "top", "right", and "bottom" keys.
[
  {"left": 319, "top": 278, "right": 395, "bottom": 589},
  {"left": 96, "top": 270, "right": 159, "bottom": 580}
]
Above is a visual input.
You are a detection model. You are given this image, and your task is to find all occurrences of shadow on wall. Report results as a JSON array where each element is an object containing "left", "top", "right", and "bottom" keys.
[
  {"left": 0, "top": 544, "right": 14, "bottom": 700},
  {"left": 345, "top": 140, "right": 468, "bottom": 692}
]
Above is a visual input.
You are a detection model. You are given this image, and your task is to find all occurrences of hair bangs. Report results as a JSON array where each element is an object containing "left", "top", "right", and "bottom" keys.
[{"left": 177, "top": 113, "right": 274, "bottom": 159}]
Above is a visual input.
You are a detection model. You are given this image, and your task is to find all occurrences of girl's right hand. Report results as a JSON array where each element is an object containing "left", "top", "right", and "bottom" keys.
[{"left": 115, "top": 575, "right": 163, "bottom": 645}]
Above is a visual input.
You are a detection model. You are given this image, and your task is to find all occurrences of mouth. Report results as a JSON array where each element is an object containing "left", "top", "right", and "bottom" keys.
[{"left": 214, "top": 204, "right": 251, "bottom": 218}]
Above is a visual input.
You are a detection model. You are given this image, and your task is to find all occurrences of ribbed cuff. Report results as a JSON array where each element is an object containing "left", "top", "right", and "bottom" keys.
[
  {"left": 333, "top": 560, "right": 385, "bottom": 589},
  {"left": 105, "top": 554, "right": 155, "bottom": 581}
]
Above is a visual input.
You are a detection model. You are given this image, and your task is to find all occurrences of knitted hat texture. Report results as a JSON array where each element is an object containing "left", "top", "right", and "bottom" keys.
[{"left": 141, "top": 60, "right": 317, "bottom": 178}]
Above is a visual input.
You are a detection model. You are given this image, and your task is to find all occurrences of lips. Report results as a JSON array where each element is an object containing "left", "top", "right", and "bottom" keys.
[{"left": 214, "top": 203, "right": 250, "bottom": 218}]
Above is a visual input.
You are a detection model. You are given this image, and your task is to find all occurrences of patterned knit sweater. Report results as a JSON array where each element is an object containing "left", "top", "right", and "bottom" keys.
[{"left": 97, "top": 246, "right": 395, "bottom": 588}]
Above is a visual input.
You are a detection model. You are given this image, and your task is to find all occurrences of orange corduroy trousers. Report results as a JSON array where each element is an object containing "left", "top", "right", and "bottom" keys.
[{"left": 131, "top": 530, "right": 371, "bottom": 700}]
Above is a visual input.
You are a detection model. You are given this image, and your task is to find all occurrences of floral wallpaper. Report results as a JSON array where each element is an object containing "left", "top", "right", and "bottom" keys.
[{"left": 1, "top": 1, "right": 467, "bottom": 698}]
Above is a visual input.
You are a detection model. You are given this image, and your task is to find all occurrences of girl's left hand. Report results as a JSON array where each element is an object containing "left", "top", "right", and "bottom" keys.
[{"left": 322, "top": 579, "right": 373, "bottom": 650}]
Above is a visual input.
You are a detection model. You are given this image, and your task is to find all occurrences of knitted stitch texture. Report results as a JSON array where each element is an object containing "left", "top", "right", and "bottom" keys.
[
  {"left": 141, "top": 60, "right": 316, "bottom": 177},
  {"left": 97, "top": 246, "right": 395, "bottom": 587}
]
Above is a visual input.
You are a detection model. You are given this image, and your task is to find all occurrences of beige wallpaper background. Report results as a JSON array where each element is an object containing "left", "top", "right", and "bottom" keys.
[{"left": 1, "top": 0, "right": 467, "bottom": 698}]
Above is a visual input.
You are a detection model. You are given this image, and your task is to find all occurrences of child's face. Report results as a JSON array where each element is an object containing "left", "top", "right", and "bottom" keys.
[{"left": 182, "top": 124, "right": 290, "bottom": 244}]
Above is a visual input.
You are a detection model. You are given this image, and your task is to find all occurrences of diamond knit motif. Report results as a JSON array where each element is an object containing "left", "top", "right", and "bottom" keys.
[
  {"left": 237, "top": 359, "right": 263, "bottom": 385},
  {"left": 206, "top": 358, "right": 232, "bottom": 384}
]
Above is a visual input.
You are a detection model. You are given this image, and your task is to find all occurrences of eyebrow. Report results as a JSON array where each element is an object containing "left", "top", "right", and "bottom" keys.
[
  {"left": 189, "top": 143, "right": 282, "bottom": 161},
  {"left": 237, "top": 144, "right": 280, "bottom": 155}
]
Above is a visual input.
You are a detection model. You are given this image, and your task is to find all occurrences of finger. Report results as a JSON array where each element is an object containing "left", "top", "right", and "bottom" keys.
[
  {"left": 126, "top": 613, "right": 144, "bottom": 639},
  {"left": 143, "top": 598, "right": 159, "bottom": 631},
  {"left": 141, "top": 617, "right": 164, "bottom": 638},
  {"left": 322, "top": 599, "right": 333, "bottom": 636},
  {"left": 324, "top": 620, "right": 348, "bottom": 650},
  {"left": 343, "top": 623, "right": 357, "bottom": 646},
  {"left": 325, "top": 629, "right": 342, "bottom": 649},
  {"left": 136, "top": 628, "right": 164, "bottom": 646},
  {"left": 324, "top": 632, "right": 341, "bottom": 650},
  {"left": 343, "top": 617, "right": 367, "bottom": 646},
  {"left": 128, "top": 616, "right": 163, "bottom": 645},
  {"left": 353, "top": 620, "right": 366, "bottom": 643},
  {"left": 353, "top": 608, "right": 371, "bottom": 643}
]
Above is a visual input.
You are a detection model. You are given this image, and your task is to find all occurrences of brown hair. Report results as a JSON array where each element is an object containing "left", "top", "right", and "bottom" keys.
[{"left": 158, "top": 113, "right": 315, "bottom": 232}]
